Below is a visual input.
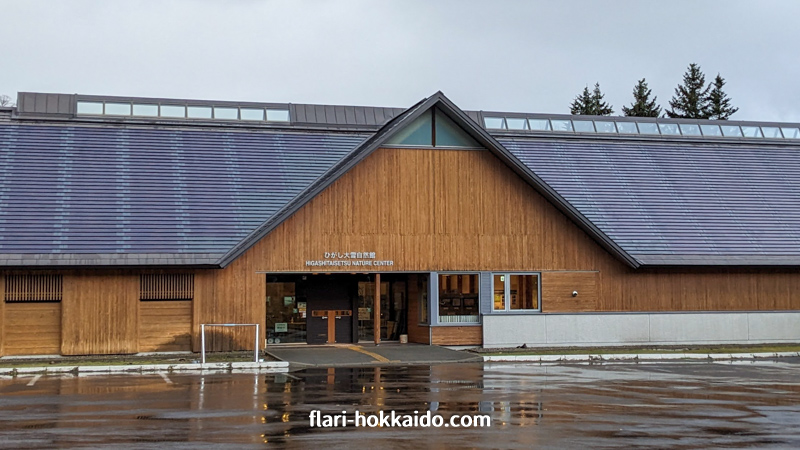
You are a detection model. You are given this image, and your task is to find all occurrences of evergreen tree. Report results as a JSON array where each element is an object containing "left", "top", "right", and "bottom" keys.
[
  {"left": 622, "top": 78, "right": 661, "bottom": 117},
  {"left": 570, "top": 82, "right": 613, "bottom": 115},
  {"left": 706, "top": 74, "right": 738, "bottom": 120},
  {"left": 666, "top": 63, "right": 711, "bottom": 119}
]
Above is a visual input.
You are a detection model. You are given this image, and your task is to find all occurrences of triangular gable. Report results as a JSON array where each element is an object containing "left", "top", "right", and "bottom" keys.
[{"left": 217, "top": 92, "right": 640, "bottom": 268}]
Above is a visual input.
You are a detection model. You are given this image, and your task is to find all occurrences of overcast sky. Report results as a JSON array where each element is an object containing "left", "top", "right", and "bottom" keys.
[{"left": 3, "top": 0, "right": 800, "bottom": 122}]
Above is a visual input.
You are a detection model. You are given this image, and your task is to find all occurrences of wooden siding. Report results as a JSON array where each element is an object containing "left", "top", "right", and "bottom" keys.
[
  {"left": 0, "top": 276, "right": 4, "bottom": 355},
  {"left": 61, "top": 272, "right": 138, "bottom": 355},
  {"left": 3, "top": 303, "right": 61, "bottom": 355},
  {"left": 406, "top": 274, "right": 430, "bottom": 344},
  {"left": 542, "top": 271, "right": 599, "bottom": 312},
  {"left": 139, "top": 300, "right": 192, "bottom": 352},
  {"left": 431, "top": 325, "right": 482, "bottom": 346}
]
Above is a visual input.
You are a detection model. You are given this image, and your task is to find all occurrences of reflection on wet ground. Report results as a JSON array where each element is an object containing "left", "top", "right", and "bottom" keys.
[{"left": 1, "top": 360, "right": 800, "bottom": 448}]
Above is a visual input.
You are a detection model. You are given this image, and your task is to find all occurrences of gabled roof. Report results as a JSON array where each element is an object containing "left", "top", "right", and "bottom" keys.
[
  {"left": 501, "top": 137, "right": 800, "bottom": 266},
  {"left": 218, "top": 91, "right": 640, "bottom": 268},
  {"left": 0, "top": 123, "right": 366, "bottom": 266}
]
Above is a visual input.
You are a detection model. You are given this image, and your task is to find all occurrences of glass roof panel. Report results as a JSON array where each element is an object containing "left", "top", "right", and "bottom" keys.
[
  {"left": 76, "top": 101, "right": 103, "bottom": 115},
  {"left": 187, "top": 106, "right": 212, "bottom": 119},
  {"left": 781, "top": 127, "right": 800, "bottom": 139},
  {"left": 679, "top": 124, "right": 702, "bottom": 136},
  {"left": 104, "top": 103, "right": 131, "bottom": 116},
  {"left": 594, "top": 121, "right": 616, "bottom": 133},
  {"left": 741, "top": 126, "right": 763, "bottom": 138},
  {"left": 700, "top": 124, "right": 722, "bottom": 136},
  {"left": 637, "top": 122, "right": 659, "bottom": 134},
  {"left": 616, "top": 122, "right": 638, "bottom": 134},
  {"left": 761, "top": 127, "right": 782, "bottom": 138},
  {"left": 266, "top": 109, "right": 290, "bottom": 122},
  {"left": 572, "top": 120, "right": 595, "bottom": 132},
  {"left": 528, "top": 119, "right": 551, "bottom": 131},
  {"left": 484, "top": 117, "right": 505, "bottom": 129},
  {"left": 550, "top": 119, "right": 573, "bottom": 132},
  {"left": 160, "top": 105, "right": 186, "bottom": 118},
  {"left": 240, "top": 108, "right": 265, "bottom": 121},
  {"left": 505, "top": 117, "right": 527, "bottom": 130},
  {"left": 721, "top": 125, "right": 742, "bottom": 137},
  {"left": 658, "top": 123, "right": 680, "bottom": 135},
  {"left": 214, "top": 107, "right": 238, "bottom": 120},
  {"left": 132, "top": 104, "right": 158, "bottom": 117}
]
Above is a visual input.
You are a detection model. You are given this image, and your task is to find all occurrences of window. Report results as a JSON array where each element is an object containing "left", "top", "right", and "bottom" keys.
[
  {"left": 214, "top": 107, "right": 238, "bottom": 120},
  {"left": 387, "top": 108, "right": 480, "bottom": 148},
  {"left": 187, "top": 106, "right": 212, "bottom": 119},
  {"left": 266, "top": 109, "right": 290, "bottom": 122},
  {"left": 438, "top": 274, "right": 480, "bottom": 324},
  {"left": 594, "top": 121, "right": 617, "bottom": 133},
  {"left": 160, "top": 105, "right": 186, "bottom": 118},
  {"left": 761, "top": 127, "right": 782, "bottom": 138},
  {"left": 572, "top": 120, "right": 595, "bottom": 133},
  {"left": 528, "top": 119, "right": 551, "bottom": 131},
  {"left": 700, "top": 124, "right": 722, "bottom": 136},
  {"left": 493, "top": 273, "right": 539, "bottom": 312},
  {"left": 105, "top": 103, "right": 131, "bottom": 116},
  {"left": 616, "top": 122, "right": 638, "bottom": 134},
  {"left": 505, "top": 117, "right": 527, "bottom": 130},
  {"left": 658, "top": 123, "right": 680, "bottom": 135},
  {"left": 781, "top": 127, "right": 800, "bottom": 139},
  {"left": 721, "top": 125, "right": 742, "bottom": 137},
  {"left": 76, "top": 101, "right": 103, "bottom": 115},
  {"left": 741, "top": 126, "right": 763, "bottom": 138},
  {"left": 140, "top": 274, "right": 194, "bottom": 301},
  {"left": 637, "top": 122, "right": 659, "bottom": 134},
  {"left": 550, "top": 119, "right": 573, "bottom": 132},
  {"left": 4, "top": 274, "right": 62, "bottom": 302},
  {"left": 484, "top": 117, "right": 505, "bottom": 129},
  {"left": 133, "top": 104, "right": 159, "bottom": 116},
  {"left": 679, "top": 124, "right": 702, "bottom": 136},
  {"left": 240, "top": 108, "right": 265, "bottom": 121}
]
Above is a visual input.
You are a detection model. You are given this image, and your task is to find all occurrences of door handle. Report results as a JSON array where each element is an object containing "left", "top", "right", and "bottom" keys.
[{"left": 321, "top": 316, "right": 328, "bottom": 320}]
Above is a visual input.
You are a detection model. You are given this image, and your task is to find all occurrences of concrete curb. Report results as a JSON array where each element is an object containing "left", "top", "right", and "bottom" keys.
[
  {"left": 483, "top": 351, "right": 800, "bottom": 363},
  {"left": 0, "top": 361, "right": 290, "bottom": 376}
]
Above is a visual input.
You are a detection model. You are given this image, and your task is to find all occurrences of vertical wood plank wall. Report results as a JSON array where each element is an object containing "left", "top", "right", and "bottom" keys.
[
  {"left": 139, "top": 301, "right": 192, "bottom": 352},
  {"left": 61, "top": 272, "right": 138, "bottom": 355},
  {"left": 406, "top": 274, "right": 430, "bottom": 344},
  {"left": 0, "top": 276, "right": 4, "bottom": 356}
]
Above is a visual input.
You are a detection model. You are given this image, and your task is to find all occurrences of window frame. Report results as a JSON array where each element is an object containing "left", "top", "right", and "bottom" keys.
[
  {"left": 491, "top": 272, "right": 541, "bottom": 313},
  {"left": 435, "top": 272, "right": 481, "bottom": 325}
]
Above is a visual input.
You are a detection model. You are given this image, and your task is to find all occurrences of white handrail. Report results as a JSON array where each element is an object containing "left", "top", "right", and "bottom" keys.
[{"left": 200, "top": 323, "right": 260, "bottom": 364}]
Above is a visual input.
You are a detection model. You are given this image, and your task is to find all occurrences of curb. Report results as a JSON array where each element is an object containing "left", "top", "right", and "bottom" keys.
[
  {"left": 482, "top": 351, "right": 800, "bottom": 363},
  {"left": 0, "top": 361, "right": 290, "bottom": 376}
]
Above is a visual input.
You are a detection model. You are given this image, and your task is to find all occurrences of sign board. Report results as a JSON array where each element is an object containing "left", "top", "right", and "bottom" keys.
[
  {"left": 274, "top": 323, "right": 288, "bottom": 333},
  {"left": 358, "top": 307, "right": 371, "bottom": 320},
  {"left": 305, "top": 250, "right": 393, "bottom": 268}
]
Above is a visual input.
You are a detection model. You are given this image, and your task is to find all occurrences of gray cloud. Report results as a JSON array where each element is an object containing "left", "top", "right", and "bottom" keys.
[{"left": 3, "top": 0, "right": 799, "bottom": 121}]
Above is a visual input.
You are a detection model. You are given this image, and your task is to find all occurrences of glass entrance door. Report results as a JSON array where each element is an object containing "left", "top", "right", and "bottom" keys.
[{"left": 357, "top": 279, "right": 407, "bottom": 341}]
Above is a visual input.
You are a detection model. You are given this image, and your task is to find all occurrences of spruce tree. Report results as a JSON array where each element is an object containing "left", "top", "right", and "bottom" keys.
[
  {"left": 622, "top": 78, "right": 661, "bottom": 117},
  {"left": 706, "top": 74, "right": 738, "bottom": 120},
  {"left": 666, "top": 63, "right": 711, "bottom": 119},
  {"left": 570, "top": 83, "right": 613, "bottom": 115}
]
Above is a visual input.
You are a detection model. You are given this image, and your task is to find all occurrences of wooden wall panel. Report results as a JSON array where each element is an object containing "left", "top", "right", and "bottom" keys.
[
  {"left": 406, "top": 274, "right": 430, "bottom": 344},
  {"left": 431, "top": 326, "right": 482, "bottom": 346},
  {"left": 3, "top": 303, "right": 61, "bottom": 355},
  {"left": 61, "top": 272, "right": 138, "bottom": 355},
  {"left": 542, "top": 272, "right": 599, "bottom": 313},
  {"left": 193, "top": 254, "right": 265, "bottom": 352},
  {"left": 139, "top": 301, "right": 192, "bottom": 352}
]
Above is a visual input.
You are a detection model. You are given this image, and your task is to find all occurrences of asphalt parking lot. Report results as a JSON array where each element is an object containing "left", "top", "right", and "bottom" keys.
[{"left": 1, "top": 359, "right": 800, "bottom": 448}]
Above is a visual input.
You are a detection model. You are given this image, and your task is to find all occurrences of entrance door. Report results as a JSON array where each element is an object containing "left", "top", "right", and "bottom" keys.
[
  {"left": 357, "top": 279, "right": 407, "bottom": 341},
  {"left": 304, "top": 277, "right": 354, "bottom": 344}
]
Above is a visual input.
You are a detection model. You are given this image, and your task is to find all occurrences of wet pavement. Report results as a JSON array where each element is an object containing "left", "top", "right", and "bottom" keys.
[
  {"left": 267, "top": 343, "right": 483, "bottom": 367},
  {"left": 1, "top": 359, "right": 800, "bottom": 448}
]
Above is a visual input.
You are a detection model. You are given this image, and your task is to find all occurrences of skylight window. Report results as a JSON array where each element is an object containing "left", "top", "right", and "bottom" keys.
[
  {"left": 187, "top": 106, "right": 212, "bottom": 119},
  {"left": 637, "top": 123, "right": 659, "bottom": 134},
  {"left": 484, "top": 117, "right": 505, "bottom": 129},
  {"left": 700, "top": 124, "right": 722, "bottom": 136},
  {"left": 266, "top": 109, "right": 290, "bottom": 122},
  {"left": 572, "top": 120, "right": 595, "bottom": 133},
  {"left": 761, "top": 127, "right": 782, "bottom": 138},
  {"left": 528, "top": 119, "right": 551, "bottom": 131},
  {"left": 658, "top": 123, "right": 680, "bottom": 135},
  {"left": 505, "top": 117, "right": 527, "bottom": 130},
  {"left": 594, "top": 121, "right": 616, "bottom": 133},
  {"left": 721, "top": 125, "right": 742, "bottom": 137},
  {"left": 550, "top": 119, "right": 573, "bottom": 132},
  {"left": 104, "top": 103, "right": 131, "bottom": 116},
  {"left": 679, "top": 124, "right": 702, "bottom": 136},
  {"left": 160, "top": 105, "right": 186, "bottom": 118},
  {"left": 741, "top": 126, "right": 763, "bottom": 138},
  {"left": 616, "top": 122, "right": 638, "bottom": 134},
  {"left": 76, "top": 102, "right": 103, "bottom": 115},
  {"left": 214, "top": 107, "right": 238, "bottom": 120},
  {"left": 133, "top": 104, "right": 158, "bottom": 116},
  {"left": 782, "top": 127, "right": 800, "bottom": 139}
]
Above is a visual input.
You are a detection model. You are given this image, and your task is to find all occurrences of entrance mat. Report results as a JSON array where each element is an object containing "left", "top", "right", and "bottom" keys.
[{"left": 266, "top": 344, "right": 482, "bottom": 368}]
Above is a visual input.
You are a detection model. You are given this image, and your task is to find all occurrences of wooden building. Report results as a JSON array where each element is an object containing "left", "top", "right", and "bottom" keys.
[{"left": 1, "top": 91, "right": 799, "bottom": 356}]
